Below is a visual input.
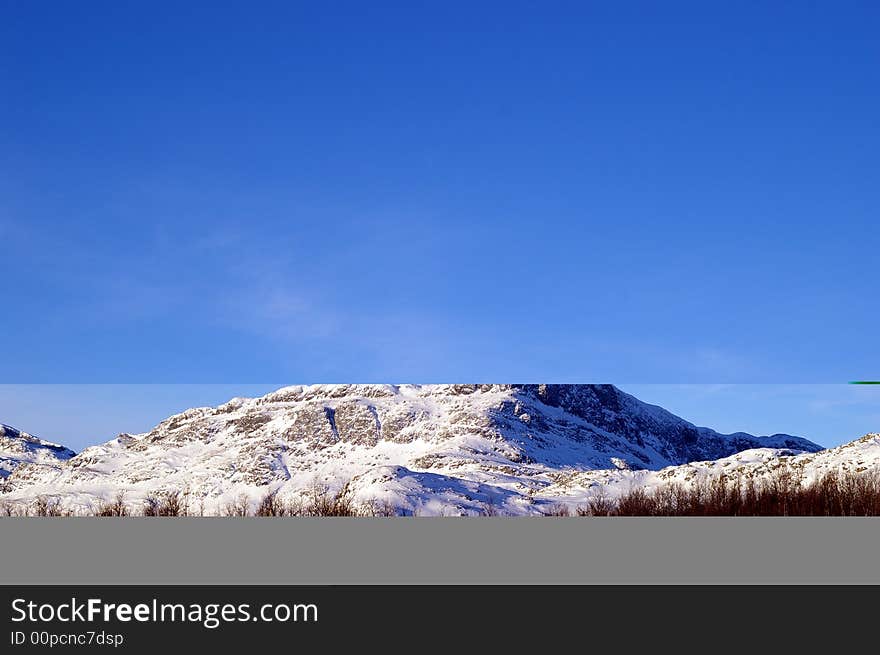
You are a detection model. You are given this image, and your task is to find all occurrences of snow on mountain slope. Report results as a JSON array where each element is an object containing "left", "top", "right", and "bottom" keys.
[
  {"left": 0, "top": 384, "right": 822, "bottom": 515},
  {"left": 0, "top": 424, "right": 76, "bottom": 479},
  {"left": 540, "top": 433, "right": 880, "bottom": 508}
]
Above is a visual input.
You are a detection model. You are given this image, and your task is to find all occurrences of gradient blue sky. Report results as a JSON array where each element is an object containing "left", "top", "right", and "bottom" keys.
[{"left": 1, "top": 4, "right": 878, "bottom": 445}]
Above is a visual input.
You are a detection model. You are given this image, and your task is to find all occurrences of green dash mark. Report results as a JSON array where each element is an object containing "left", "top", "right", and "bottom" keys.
[{"left": 849, "top": 381, "right": 880, "bottom": 384}]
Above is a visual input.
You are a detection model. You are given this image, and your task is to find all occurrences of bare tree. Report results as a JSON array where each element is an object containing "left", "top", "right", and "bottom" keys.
[{"left": 96, "top": 491, "right": 129, "bottom": 517}]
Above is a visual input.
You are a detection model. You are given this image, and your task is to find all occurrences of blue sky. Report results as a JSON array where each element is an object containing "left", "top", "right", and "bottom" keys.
[{"left": 1, "top": 4, "right": 878, "bottom": 443}]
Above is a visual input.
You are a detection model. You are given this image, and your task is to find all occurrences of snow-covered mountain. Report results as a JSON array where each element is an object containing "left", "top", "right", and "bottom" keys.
[
  {"left": 0, "top": 384, "right": 823, "bottom": 514},
  {"left": 0, "top": 424, "right": 76, "bottom": 479}
]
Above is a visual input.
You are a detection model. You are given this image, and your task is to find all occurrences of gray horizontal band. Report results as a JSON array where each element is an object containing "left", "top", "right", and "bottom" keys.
[{"left": 1, "top": 517, "right": 877, "bottom": 586}]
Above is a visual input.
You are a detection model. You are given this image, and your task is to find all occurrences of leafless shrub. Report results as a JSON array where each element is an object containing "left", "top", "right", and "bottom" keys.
[
  {"left": 224, "top": 494, "right": 252, "bottom": 517},
  {"left": 574, "top": 467, "right": 880, "bottom": 516},
  {"left": 95, "top": 491, "right": 129, "bottom": 517},
  {"left": 255, "top": 491, "right": 287, "bottom": 517},
  {"left": 32, "top": 495, "right": 63, "bottom": 517},
  {"left": 12, "top": 467, "right": 880, "bottom": 518},
  {"left": 364, "top": 499, "right": 399, "bottom": 517},
  {"left": 543, "top": 503, "right": 571, "bottom": 517},
  {"left": 143, "top": 490, "right": 188, "bottom": 517},
  {"left": 615, "top": 488, "right": 655, "bottom": 516},
  {"left": 305, "top": 482, "right": 358, "bottom": 516},
  {"left": 577, "top": 490, "right": 615, "bottom": 516},
  {"left": 142, "top": 494, "right": 159, "bottom": 517},
  {"left": 284, "top": 496, "right": 307, "bottom": 517}
]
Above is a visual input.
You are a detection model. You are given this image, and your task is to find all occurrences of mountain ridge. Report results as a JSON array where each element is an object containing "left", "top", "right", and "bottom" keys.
[
  {"left": 0, "top": 384, "right": 827, "bottom": 514},
  {"left": 0, "top": 423, "right": 76, "bottom": 479}
]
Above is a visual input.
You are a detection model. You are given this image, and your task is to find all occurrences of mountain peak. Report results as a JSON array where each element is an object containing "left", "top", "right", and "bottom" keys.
[{"left": 0, "top": 423, "right": 76, "bottom": 479}]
